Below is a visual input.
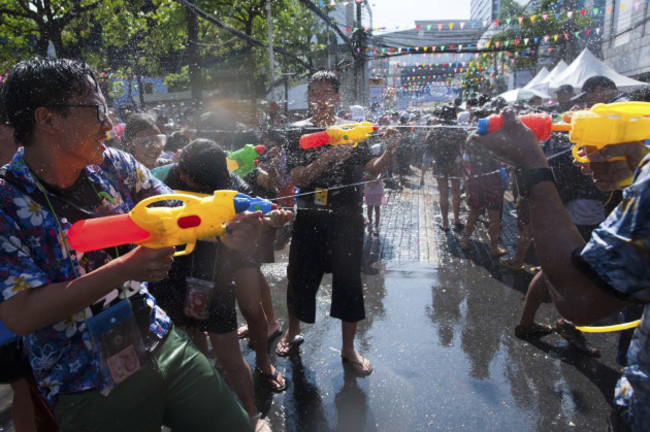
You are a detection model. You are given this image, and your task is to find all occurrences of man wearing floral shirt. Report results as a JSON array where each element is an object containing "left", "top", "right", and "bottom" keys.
[{"left": 0, "top": 59, "right": 254, "bottom": 431}]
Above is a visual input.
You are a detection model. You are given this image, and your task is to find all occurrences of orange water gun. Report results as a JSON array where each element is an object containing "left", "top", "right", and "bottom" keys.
[
  {"left": 67, "top": 191, "right": 276, "bottom": 256},
  {"left": 299, "top": 122, "right": 378, "bottom": 149}
]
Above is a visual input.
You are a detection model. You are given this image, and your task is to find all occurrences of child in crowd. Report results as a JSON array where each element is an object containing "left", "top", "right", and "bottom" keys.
[{"left": 364, "top": 143, "right": 386, "bottom": 236}]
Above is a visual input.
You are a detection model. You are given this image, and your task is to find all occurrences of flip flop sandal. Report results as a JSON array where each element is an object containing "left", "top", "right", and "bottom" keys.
[
  {"left": 276, "top": 334, "right": 305, "bottom": 357},
  {"left": 255, "top": 367, "right": 287, "bottom": 392},
  {"left": 341, "top": 354, "right": 373, "bottom": 376},
  {"left": 515, "top": 322, "right": 553, "bottom": 338},
  {"left": 553, "top": 319, "right": 601, "bottom": 357},
  {"left": 500, "top": 258, "right": 525, "bottom": 271},
  {"left": 255, "top": 419, "right": 272, "bottom": 432},
  {"left": 251, "top": 414, "right": 272, "bottom": 432}
]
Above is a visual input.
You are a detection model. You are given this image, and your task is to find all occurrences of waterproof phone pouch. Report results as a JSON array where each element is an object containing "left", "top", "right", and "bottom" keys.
[
  {"left": 184, "top": 277, "right": 214, "bottom": 320},
  {"left": 314, "top": 187, "right": 328, "bottom": 206},
  {"left": 86, "top": 299, "right": 148, "bottom": 393}
]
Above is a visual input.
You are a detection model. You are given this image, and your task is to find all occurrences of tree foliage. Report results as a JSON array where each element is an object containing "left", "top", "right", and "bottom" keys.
[{"left": 0, "top": 0, "right": 336, "bottom": 98}]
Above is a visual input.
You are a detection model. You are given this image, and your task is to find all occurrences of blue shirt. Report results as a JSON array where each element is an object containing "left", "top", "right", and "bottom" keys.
[
  {"left": 0, "top": 147, "right": 172, "bottom": 405},
  {"left": 581, "top": 153, "right": 650, "bottom": 432}
]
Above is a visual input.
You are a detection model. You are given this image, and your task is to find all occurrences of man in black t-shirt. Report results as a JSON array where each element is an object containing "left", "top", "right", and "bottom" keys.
[{"left": 277, "top": 71, "right": 400, "bottom": 376}]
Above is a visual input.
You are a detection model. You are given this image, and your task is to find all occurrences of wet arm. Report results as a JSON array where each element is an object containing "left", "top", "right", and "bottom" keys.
[{"left": 0, "top": 246, "right": 174, "bottom": 335}]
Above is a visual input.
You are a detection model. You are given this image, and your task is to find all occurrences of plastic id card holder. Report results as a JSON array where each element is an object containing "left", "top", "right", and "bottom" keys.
[
  {"left": 184, "top": 277, "right": 214, "bottom": 320},
  {"left": 314, "top": 187, "right": 328, "bottom": 206},
  {"left": 86, "top": 299, "right": 148, "bottom": 392}
]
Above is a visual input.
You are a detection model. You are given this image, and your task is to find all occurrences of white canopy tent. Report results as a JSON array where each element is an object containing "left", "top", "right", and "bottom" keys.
[
  {"left": 524, "top": 67, "right": 550, "bottom": 90},
  {"left": 540, "top": 60, "right": 568, "bottom": 87},
  {"left": 550, "top": 49, "right": 647, "bottom": 92},
  {"left": 498, "top": 87, "right": 552, "bottom": 102}
]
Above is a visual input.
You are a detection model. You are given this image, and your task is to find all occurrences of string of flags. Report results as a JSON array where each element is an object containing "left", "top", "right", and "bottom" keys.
[
  {"left": 367, "top": 24, "right": 607, "bottom": 58},
  {"left": 340, "top": 2, "right": 648, "bottom": 33}
]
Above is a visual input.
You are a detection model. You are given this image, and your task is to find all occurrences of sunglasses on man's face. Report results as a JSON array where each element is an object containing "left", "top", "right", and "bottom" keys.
[
  {"left": 53, "top": 103, "right": 108, "bottom": 123},
  {"left": 132, "top": 134, "right": 167, "bottom": 149}
]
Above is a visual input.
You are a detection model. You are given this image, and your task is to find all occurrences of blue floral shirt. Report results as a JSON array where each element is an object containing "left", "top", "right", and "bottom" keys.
[
  {"left": 581, "top": 153, "right": 650, "bottom": 432},
  {"left": 0, "top": 147, "right": 172, "bottom": 406}
]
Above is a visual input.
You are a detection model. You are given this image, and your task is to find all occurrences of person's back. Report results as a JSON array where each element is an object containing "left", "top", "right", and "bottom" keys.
[{"left": 429, "top": 124, "right": 467, "bottom": 173}]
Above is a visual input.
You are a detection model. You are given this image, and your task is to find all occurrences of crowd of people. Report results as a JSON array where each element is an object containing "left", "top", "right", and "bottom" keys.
[{"left": 0, "top": 57, "right": 648, "bottom": 432}]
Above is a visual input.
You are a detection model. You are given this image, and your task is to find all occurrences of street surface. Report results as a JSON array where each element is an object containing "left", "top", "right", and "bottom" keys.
[{"left": 0, "top": 169, "right": 622, "bottom": 432}]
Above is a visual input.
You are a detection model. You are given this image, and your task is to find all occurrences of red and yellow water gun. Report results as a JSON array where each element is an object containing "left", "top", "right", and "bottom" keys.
[
  {"left": 67, "top": 191, "right": 276, "bottom": 256},
  {"left": 477, "top": 102, "right": 650, "bottom": 186},
  {"left": 299, "top": 122, "right": 378, "bottom": 149}
]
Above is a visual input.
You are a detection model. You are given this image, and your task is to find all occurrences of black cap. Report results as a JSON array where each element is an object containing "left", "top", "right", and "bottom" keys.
[{"left": 571, "top": 75, "right": 617, "bottom": 103}]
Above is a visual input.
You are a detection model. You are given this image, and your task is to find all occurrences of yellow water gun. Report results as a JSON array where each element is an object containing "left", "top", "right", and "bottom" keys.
[
  {"left": 299, "top": 122, "right": 378, "bottom": 149},
  {"left": 567, "top": 102, "right": 650, "bottom": 186},
  {"left": 67, "top": 191, "right": 276, "bottom": 256}
]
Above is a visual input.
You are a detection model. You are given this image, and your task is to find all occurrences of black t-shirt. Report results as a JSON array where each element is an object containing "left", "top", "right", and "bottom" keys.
[{"left": 285, "top": 118, "right": 374, "bottom": 212}]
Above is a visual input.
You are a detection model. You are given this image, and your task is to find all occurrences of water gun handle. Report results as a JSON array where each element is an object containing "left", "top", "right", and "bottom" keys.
[{"left": 476, "top": 113, "right": 553, "bottom": 141}]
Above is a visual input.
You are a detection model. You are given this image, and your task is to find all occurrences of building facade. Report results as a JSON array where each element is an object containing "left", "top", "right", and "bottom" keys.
[{"left": 601, "top": 0, "right": 650, "bottom": 80}]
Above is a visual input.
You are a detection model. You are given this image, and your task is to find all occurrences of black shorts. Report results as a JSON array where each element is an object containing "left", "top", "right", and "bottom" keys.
[
  {"left": 287, "top": 209, "right": 365, "bottom": 323},
  {"left": 0, "top": 339, "right": 33, "bottom": 383}
]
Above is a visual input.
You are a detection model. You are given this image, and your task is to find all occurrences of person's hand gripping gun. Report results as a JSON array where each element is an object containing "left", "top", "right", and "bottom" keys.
[{"left": 67, "top": 191, "right": 277, "bottom": 256}]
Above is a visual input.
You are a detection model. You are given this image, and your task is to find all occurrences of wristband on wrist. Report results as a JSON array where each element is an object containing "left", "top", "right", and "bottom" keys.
[{"left": 514, "top": 168, "right": 556, "bottom": 198}]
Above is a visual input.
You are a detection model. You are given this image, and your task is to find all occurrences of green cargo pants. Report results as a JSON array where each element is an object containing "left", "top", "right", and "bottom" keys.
[{"left": 53, "top": 326, "right": 253, "bottom": 432}]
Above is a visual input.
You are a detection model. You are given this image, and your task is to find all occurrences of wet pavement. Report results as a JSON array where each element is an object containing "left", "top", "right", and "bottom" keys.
[{"left": 0, "top": 169, "right": 623, "bottom": 431}]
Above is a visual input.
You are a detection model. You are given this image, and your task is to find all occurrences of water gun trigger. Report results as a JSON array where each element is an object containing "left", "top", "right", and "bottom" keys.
[
  {"left": 173, "top": 242, "right": 196, "bottom": 257},
  {"left": 572, "top": 144, "right": 627, "bottom": 164}
]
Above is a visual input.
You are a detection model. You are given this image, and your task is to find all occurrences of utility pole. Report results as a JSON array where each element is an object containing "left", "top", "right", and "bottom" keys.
[
  {"left": 266, "top": 0, "right": 276, "bottom": 102},
  {"left": 353, "top": 0, "right": 367, "bottom": 105}
]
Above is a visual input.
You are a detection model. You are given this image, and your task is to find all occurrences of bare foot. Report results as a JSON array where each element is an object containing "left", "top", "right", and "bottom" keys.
[
  {"left": 341, "top": 350, "right": 373, "bottom": 376},
  {"left": 237, "top": 324, "right": 249, "bottom": 339}
]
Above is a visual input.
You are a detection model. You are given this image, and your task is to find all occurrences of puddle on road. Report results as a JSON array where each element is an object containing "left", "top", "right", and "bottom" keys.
[{"left": 253, "top": 262, "right": 619, "bottom": 432}]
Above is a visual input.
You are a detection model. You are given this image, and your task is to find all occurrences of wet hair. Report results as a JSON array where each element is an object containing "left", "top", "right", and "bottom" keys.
[
  {"left": 2, "top": 58, "right": 100, "bottom": 146},
  {"left": 478, "top": 94, "right": 491, "bottom": 106},
  {"left": 308, "top": 71, "right": 340, "bottom": 94},
  {"left": 122, "top": 114, "right": 159, "bottom": 146},
  {"left": 165, "top": 130, "right": 190, "bottom": 153},
  {"left": 439, "top": 105, "right": 457, "bottom": 124},
  {"left": 491, "top": 96, "right": 508, "bottom": 112},
  {"left": 178, "top": 138, "right": 230, "bottom": 192},
  {"left": 629, "top": 87, "right": 650, "bottom": 102}
]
